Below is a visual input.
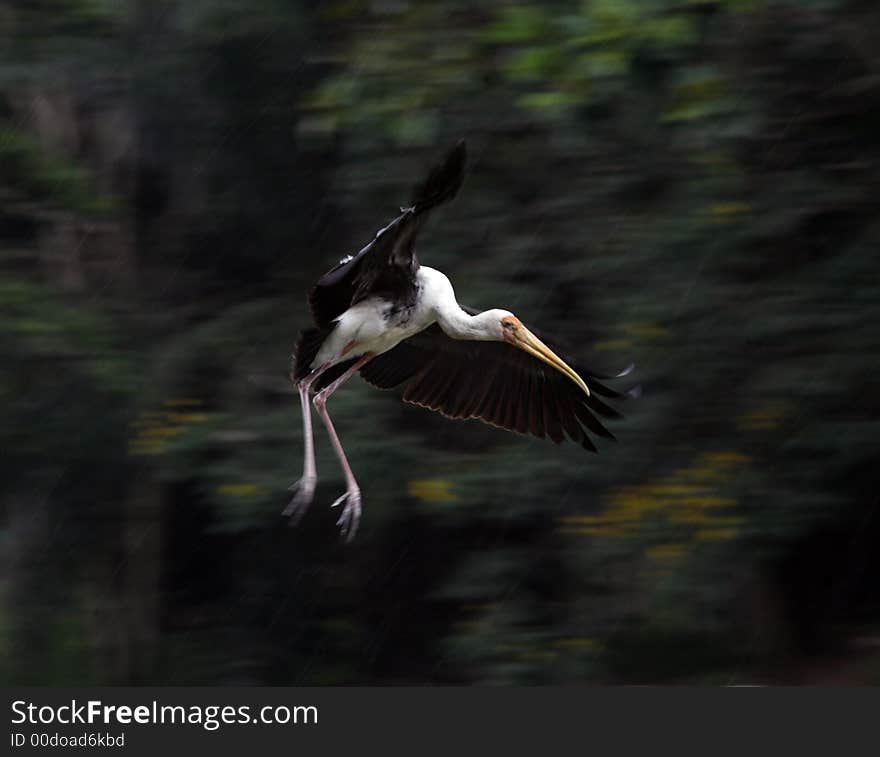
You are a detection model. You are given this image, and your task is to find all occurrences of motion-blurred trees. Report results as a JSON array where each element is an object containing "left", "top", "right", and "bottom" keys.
[{"left": 1, "top": 0, "right": 879, "bottom": 684}]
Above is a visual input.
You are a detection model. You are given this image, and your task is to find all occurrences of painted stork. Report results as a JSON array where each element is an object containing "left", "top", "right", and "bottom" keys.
[{"left": 287, "top": 141, "right": 636, "bottom": 540}]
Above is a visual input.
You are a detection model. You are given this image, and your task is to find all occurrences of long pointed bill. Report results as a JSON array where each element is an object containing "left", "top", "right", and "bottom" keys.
[{"left": 513, "top": 327, "right": 590, "bottom": 396}]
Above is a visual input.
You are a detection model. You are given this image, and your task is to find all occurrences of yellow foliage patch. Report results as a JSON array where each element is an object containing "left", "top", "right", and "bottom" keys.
[
  {"left": 709, "top": 202, "right": 752, "bottom": 223},
  {"left": 216, "top": 483, "right": 266, "bottom": 498},
  {"left": 408, "top": 479, "right": 458, "bottom": 503},
  {"left": 737, "top": 404, "right": 786, "bottom": 431},
  {"left": 558, "top": 450, "right": 749, "bottom": 552},
  {"left": 592, "top": 339, "right": 632, "bottom": 352},
  {"left": 553, "top": 637, "right": 601, "bottom": 652},
  {"left": 128, "top": 398, "right": 209, "bottom": 456},
  {"left": 645, "top": 543, "right": 686, "bottom": 562},
  {"left": 623, "top": 323, "right": 670, "bottom": 339}
]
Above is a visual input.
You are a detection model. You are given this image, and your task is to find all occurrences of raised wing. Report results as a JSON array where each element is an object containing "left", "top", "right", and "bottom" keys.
[{"left": 308, "top": 140, "right": 467, "bottom": 328}]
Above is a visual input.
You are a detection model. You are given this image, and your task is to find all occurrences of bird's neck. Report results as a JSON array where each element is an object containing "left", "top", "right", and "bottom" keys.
[
  {"left": 418, "top": 266, "right": 500, "bottom": 341},
  {"left": 435, "top": 302, "right": 498, "bottom": 341}
]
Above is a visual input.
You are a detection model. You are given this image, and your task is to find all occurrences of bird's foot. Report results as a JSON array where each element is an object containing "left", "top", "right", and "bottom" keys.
[
  {"left": 330, "top": 487, "right": 361, "bottom": 542},
  {"left": 283, "top": 475, "right": 316, "bottom": 525}
]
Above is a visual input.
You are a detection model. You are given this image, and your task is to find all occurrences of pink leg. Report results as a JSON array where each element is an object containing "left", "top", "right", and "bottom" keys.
[
  {"left": 284, "top": 364, "right": 330, "bottom": 522},
  {"left": 313, "top": 353, "right": 375, "bottom": 541}
]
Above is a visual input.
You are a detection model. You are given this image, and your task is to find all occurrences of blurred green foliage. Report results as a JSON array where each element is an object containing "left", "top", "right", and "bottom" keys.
[{"left": 1, "top": 0, "right": 879, "bottom": 685}]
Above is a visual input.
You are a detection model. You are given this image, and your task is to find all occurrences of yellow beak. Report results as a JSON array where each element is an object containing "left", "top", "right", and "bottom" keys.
[{"left": 512, "top": 326, "right": 590, "bottom": 396}]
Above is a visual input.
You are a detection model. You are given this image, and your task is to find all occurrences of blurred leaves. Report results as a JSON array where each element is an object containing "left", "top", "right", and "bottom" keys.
[{"left": 0, "top": 125, "right": 112, "bottom": 213}]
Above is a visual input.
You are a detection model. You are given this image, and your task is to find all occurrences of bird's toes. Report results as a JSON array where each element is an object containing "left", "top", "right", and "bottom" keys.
[
  {"left": 283, "top": 475, "right": 316, "bottom": 522},
  {"left": 334, "top": 489, "right": 362, "bottom": 542}
]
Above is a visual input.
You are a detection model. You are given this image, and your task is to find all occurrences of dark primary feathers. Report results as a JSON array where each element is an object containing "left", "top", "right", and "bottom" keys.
[
  {"left": 407, "top": 138, "right": 467, "bottom": 213},
  {"left": 307, "top": 141, "right": 467, "bottom": 330},
  {"left": 358, "top": 310, "right": 636, "bottom": 452}
]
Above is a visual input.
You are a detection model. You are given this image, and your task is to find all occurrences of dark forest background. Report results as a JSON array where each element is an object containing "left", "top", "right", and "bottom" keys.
[{"left": 2, "top": 0, "right": 879, "bottom": 685}]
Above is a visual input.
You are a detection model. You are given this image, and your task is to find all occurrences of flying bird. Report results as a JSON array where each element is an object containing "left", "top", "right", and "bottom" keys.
[{"left": 287, "top": 141, "right": 635, "bottom": 540}]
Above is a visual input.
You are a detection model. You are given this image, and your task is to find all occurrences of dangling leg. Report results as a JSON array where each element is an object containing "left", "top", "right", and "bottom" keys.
[
  {"left": 313, "top": 353, "right": 375, "bottom": 541},
  {"left": 284, "top": 363, "right": 330, "bottom": 523}
]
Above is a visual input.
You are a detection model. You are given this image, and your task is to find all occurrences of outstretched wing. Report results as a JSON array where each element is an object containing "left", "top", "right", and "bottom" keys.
[
  {"left": 308, "top": 140, "right": 468, "bottom": 329},
  {"left": 358, "top": 315, "right": 636, "bottom": 452}
]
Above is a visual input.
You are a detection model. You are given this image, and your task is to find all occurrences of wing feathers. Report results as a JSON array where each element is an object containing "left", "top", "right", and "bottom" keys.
[
  {"left": 358, "top": 320, "right": 634, "bottom": 451},
  {"left": 506, "top": 365, "right": 527, "bottom": 434},
  {"left": 574, "top": 400, "right": 616, "bottom": 440},
  {"left": 527, "top": 371, "right": 546, "bottom": 439},
  {"left": 410, "top": 140, "right": 467, "bottom": 212},
  {"left": 543, "top": 378, "right": 565, "bottom": 444},
  {"left": 557, "top": 392, "right": 583, "bottom": 446}
]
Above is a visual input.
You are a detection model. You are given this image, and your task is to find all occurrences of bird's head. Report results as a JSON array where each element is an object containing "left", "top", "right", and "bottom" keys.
[{"left": 488, "top": 311, "right": 591, "bottom": 397}]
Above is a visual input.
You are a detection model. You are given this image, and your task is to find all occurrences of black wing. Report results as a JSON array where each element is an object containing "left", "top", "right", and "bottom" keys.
[
  {"left": 308, "top": 140, "right": 467, "bottom": 329},
  {"left": 358, "top": 315, "right": 636, "bottom": 452}
]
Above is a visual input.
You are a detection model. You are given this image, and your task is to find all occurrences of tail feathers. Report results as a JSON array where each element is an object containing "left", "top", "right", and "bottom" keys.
[
  {"left": 292, "top": 327, "right": 329, "bottom": 381},
  {"left": 409, "top": 140, "right": 467, "bottom": 214}
]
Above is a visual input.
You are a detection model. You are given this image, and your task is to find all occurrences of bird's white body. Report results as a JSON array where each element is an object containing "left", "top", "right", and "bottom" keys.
[{"left": 313, "top": 266, "right": 508, "bottom": 370}]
